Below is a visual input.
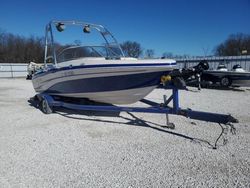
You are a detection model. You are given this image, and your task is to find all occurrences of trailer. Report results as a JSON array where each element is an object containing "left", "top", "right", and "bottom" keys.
[
  {"left": 32, "top": 86, "right": 238, "bottom": 130},
  {"left": 201, "top": 70, "right": 250, "bottom": 87}
]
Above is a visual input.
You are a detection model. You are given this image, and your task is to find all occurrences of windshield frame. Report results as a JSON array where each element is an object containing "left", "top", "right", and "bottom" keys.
[{"left": 44, "top": 20, "right": 125, "bottom": 67}]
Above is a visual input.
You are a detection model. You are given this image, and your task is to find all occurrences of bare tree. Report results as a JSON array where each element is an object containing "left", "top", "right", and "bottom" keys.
[
  {"left": 120, "top": 41, "right": 143, "bottom": 58},
  {"left": 215, "top": 33, "right": 250, "bottom": 56},
  {"left": 0, "top": 30, "right": 44, "bottom": 63},
  {"left": 202, "top": 45, "right": 210, "bottom": 57},
  {"left": 162, "top": 52, "right": 173, "bottom": 58},
  {"left": 162, "top": 52, "right": 191, "bottom": 59},
  {"left": 144, "top": 49, "right": 154, "bottom": 58}
]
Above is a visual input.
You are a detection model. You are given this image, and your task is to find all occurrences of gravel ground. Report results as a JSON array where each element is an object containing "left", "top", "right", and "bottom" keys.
[{"left": 0, "top": 78, "right": 250, "bottom": 187}]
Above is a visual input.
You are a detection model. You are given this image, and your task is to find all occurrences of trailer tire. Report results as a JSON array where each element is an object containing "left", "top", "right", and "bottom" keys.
[
  {"left": 26, "top": 75, "right": 32, "bottom": 80},
  {"left": 220, "top": 77, "right": 231, "bottom": 87},
  {"left": 40, "top": 98, "right": 53, "bottom": 114}
]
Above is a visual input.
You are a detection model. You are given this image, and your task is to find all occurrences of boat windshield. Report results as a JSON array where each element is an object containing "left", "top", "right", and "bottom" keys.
[{"left": 57, "top": 46, "right": 122, "bottom": 62}]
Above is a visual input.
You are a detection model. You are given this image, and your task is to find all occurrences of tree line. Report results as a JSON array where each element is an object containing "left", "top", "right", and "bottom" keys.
[
  {"left": 121, "top": 33, "right": 250, "bottom": 58},
  {"left": 0, "top": 30, "right": 44, "bottom": 63},
  {"left": 214, "top": 33, "right": 250, "bottom": 56},
  {"left": 0, "top": 29, "right": 249, "bottom": 63}
]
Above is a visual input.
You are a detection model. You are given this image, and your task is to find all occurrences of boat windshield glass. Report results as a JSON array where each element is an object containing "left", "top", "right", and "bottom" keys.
[{"left": 57, "top": 46, "right": 123, "bottom": 62}]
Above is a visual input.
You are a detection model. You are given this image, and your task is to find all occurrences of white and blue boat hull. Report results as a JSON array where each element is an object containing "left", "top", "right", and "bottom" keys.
[{"left": 32, "top": 60, "right": 175, "bottom": 104}]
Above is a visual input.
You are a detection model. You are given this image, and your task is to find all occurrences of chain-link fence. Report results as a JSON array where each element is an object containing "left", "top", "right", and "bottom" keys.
[{"left": 0, "top": 63, "right": 28, "bottom": 78}]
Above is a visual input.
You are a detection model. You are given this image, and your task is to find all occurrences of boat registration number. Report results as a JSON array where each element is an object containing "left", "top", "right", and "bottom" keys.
[{"left": 64, "top": 71, "right": 74, "bottom": 76}]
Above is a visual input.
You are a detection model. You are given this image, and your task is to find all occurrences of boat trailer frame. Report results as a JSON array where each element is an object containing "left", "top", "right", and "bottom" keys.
[{"left": 35, "top": 86, "right": 237, "bottom": 128}]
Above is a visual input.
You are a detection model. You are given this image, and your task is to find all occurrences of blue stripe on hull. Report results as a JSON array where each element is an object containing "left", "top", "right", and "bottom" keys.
[
  {"left": 33, "top": 63, "right": 176, "bottom": 79},
  {"left": 45, "top": 71, "right": 169, "bottom": 94}
]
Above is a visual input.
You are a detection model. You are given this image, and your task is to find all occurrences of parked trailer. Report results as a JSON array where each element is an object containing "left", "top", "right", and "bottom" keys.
[{"left": 32, "top": 86, "right": 238, "bottom": 132}]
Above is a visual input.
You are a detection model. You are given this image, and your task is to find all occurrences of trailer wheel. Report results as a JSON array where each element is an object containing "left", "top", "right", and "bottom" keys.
[
  {"left": 220, "top": 77, "right": 231, "bottom": 87},
  {"left": 26, "top": 75, "right": 32, "bottom": 80},
  {"left": 40, "top": 98, "right": 53, "bottom": 114}
]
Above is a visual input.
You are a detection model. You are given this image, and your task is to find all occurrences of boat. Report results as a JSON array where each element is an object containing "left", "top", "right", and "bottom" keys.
[
  {"left": 32, "top": 20, "right": 176, "bottom": 104},
  {"left": 201, "top": 64, "right": 250, "bottom": 87}
]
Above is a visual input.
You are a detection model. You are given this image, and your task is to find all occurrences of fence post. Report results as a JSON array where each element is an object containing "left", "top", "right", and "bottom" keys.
[{"left": 10, "top": 63, "right": 14, "bottom": 78}]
